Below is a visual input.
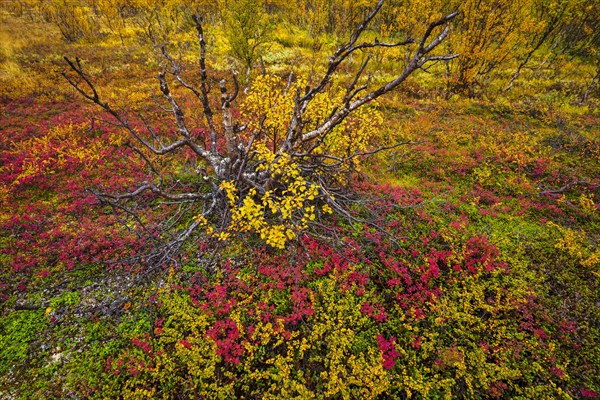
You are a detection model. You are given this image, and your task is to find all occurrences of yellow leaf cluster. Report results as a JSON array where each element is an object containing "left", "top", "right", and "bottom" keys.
[
  {"left": 241, "top": 74, "right": 383, "bottom": 166},
  {"left": 547, "top": 221, "right": 598, "bottom": 271},
  {"left": 578, "top": 193, "right": 596, "bottom": 215},
  {"left": 217, "top": 145, "right": 322, "bottom": 249}
]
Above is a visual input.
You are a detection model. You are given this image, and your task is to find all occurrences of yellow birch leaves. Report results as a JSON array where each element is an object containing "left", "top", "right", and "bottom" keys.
[{"left": 219, "top": 145, "right": 321, "bottom": 249}]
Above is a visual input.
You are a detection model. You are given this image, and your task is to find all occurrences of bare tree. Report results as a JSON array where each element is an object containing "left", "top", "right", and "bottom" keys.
[{"left": 62, "top": 0, "right": 457, "bottom": 269}]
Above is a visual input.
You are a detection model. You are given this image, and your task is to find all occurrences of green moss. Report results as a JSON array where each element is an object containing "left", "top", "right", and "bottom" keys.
[
  {"left": 0, "top": 309, "right": 47, "bottom": 375},
  {"left": 50, "top": 291, "right": 80, "bottom": 308}
]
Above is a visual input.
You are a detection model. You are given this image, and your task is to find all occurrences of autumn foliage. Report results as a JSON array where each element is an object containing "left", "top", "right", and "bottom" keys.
[{"left": 0, "top": 0, "right": 599, "bottom": 399}]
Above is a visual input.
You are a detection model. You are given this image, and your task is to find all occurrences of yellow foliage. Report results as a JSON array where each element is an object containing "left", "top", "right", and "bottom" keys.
[
  {"left": 547, "top": 221, "right": 586, "bottom": 260},
  {"left": 581, "top": 249, "right": 600, "bottom": 269},
  {"left": 242, "top": 74, "right": 382, "bottom": 164},
  {"left": 153, "top": 289, "right": 232, "bottom": 398},
  {"left": 547, "top": 221, "right": 598, "bottom": 272},
  {"left": 449, "top": 0, "right": 544, "bottom": 93},
  {"left": 308, "top": 278, "right": 390, "bottom": 399},
  {"left": 10, "top": 123, "right": 105, "bottom": 187},
  {"left": 578, "top": 193, "right": 596, "bottom": 215},
  {"left": 473, "top": 163, "right": 493, "bottom": 185},
  {"left": 422, "top": 274, "right": 534, "bottom": 397},
  {"left": 218, "top": 145, "right": 320, "bottom": 249},
  {"left": 240, "top": 273, "right": 390, "bottom": 399},
  {"left": 381, "top": 0, "right": 446, "bottom": 40}
]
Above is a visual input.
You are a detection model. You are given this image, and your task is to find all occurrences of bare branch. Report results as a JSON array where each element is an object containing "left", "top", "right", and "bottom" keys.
[
  {"left": 539, "top": 180, "right": 591, "bottom": 195},
  {"left": 62, "top": 57, "right": 103, "bottom": 105},
  {"left": 344, "top": 55, "right": 371, "bottom": 103},
  {"left": 158, "top": 72, "right": 190, "bottom": 133},
  {"left": 221, "top": 78, "right": 237, "bottom": 159},
  {"left": 192, "top": 14, "right": 218, "bottom": 153},
  {"left": 299, "top": 11, "right": 458, "bottom": 144}
]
